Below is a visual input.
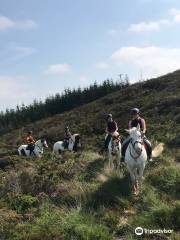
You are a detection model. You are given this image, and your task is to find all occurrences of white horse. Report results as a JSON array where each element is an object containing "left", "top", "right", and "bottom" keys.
[
  {"left": 53, "top": 134, "right": 81, "bottom": 155},
  {"left": 106, "top": 132, "right": 121, "bottom": 170},
  {"left": 125, "top": 125, "right": 147, "bottom": 195},
  {"left": 18, "top": 139, "right": 48, "bottom": 158}
]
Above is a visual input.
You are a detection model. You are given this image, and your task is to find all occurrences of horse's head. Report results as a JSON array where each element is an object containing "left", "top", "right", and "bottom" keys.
[
  {"left": 41, "top": 139, "right": 48, "bottom": 148},
  {"left": 75, "top": 134, "right": 81, "bottom": 147},
  {"left": 72, "top": 134, "right": 81, "bottom": 151},
  {"left": 125, "top": 125, "right": 142, "bottom": 154}
]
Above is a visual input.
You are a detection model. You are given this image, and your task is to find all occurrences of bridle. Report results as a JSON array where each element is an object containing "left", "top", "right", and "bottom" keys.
[
  {"left": 35, "top": 140, "right": 46, "bottom": 154},
  {"left": 129, "top": 138, "right": 143, "bottom": 160},
  {"left": 111, "top": 136, "right": 120, "bottom": 151}
]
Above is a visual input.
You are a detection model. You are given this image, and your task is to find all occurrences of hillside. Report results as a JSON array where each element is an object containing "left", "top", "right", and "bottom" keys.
[
  {"left": 0, "top": 79, "right": 129, "bottom": 135},
  {"left": 0, "top": 70, "right": 180, "bottom": 240}
]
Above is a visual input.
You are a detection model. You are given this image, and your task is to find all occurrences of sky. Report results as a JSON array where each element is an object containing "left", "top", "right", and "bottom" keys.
[{"left": 0, "top": 0, "right": 180, "bottom": 110}]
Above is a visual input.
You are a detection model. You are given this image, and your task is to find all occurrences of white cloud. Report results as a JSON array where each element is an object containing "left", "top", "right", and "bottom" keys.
[
  {"left": 46, "top": 64, "right": 71, "bottom": 75},
  {"left": 128, "top": 19, "right": 170, "bottom": 32},
  {"left": 0, "top": 75, "right": 41, "bottom": 110},
  {"left": 169, "top": 8, "right": 180, "bottom": 23},
  {"left": 0, "top": 16, "right": 15, "bottom": 31},
  {"left": 95, "top": 62, "right": 109, "bottom": 70},
  {"left": 110, "top": 46, "right": 180, "bottom": 78},
  {"left": 14, "top": 47, "right": 37, "bottom": 57},
  {"left": 16, "top": 19, "right": 37, "bottom": 30},
  {"left": 0, "top": 75, "right": 30, "bottom": 98},
  {"left": 0, "top": 16, "right": 37, "bottom": 32},
  {"left": 128, "top": 8, "right": 180, "bottom": 33}
]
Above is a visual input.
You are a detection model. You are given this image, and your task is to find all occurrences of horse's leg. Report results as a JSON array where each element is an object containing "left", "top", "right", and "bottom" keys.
[
  {"left": 116, "top": 150, "right": 121, "bottom": 174},
  {"left": 127, "top": 165, "right": 136, "bottom": 194},
  {"left": 133, "top": 168, "right": 139, "bottom": 195},
  {"left": 108, "top": 151, "right": 113, "bottom": 170},
  {"left": 34, "top": 150, "right": 41, "bottom": 159},
  {"left": 137, "top": 163, "right": 145, "bottom": 191}
]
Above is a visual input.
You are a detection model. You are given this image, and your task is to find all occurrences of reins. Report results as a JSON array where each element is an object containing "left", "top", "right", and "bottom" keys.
[{"left": 129, "top": 139, "right": 143, "bottom": 160}]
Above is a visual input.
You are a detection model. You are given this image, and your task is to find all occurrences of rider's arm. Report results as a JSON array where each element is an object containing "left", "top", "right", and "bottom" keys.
[
  {"left": 29, "top": 136, "right": 35, "bottom": 144},
  {"left": 114, "top": 121, "right": 118, "bottom": 132},
  {"left": 128, "top": 121, "right": 132, "bottom": 129},
  {"left": 106, "top": 123, "right": 110, "bottom": 134},
  {"left": 141, "top": 118, "right": 146, "bottom": 134}
]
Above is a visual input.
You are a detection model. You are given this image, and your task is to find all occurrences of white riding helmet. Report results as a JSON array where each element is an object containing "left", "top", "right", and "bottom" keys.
[{"left": 131, "top": 108, "right": 140, "bottom": 115}]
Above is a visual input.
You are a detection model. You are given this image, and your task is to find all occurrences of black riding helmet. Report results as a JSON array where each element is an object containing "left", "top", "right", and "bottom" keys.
[
  {"left": 130, "top": 108, "right": 140, "bottom": 115},
  {"left": 27, "top": 131, "right": 33, "bottom": 135}
]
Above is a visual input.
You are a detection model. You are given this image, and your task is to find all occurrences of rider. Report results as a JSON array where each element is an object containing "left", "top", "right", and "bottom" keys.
[
  {"left": 121, "top": 108, "right": 152, "bottom": 161},
  {"left": 64, "top": 126, "right": 72, "bottom": 148},
  {"left": 25, "top": 131, "right": 36, "bottom": 156},
  {"left": 104, "top": 114, "right": 119, "bottom": 149}
]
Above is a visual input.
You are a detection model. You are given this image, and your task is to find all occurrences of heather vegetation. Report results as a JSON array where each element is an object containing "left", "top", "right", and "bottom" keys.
[{"left": 0, "top": 71, "right": 180, "bottom": 239}]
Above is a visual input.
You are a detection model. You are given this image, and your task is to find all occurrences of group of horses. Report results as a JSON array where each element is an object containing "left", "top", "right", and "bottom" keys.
[
  {"left": 18, "top": 133, "right": 81, "bottom": 158},
  {"left": 17, "top": 125, "right": 159, "bottom": 195}
]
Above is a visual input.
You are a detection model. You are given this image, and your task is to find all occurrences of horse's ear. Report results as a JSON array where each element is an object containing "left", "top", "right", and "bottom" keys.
[
  {"left": 137, "top": 124, "right": 140, "bottom": 131},
  {"left": 125, "top": 129, "right": 130, "bottom": 134}
]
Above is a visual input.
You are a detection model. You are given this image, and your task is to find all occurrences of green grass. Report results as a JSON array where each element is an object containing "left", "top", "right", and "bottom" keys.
[
  {"left": 6, "top": 206, "right": 112, "bottom": 240},
  {"left": 0, "top": 72, "right": 180, "bottom": 239}
]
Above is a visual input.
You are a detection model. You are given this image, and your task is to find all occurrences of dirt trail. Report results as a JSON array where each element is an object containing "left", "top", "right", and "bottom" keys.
[{"left": 152, "top": 142, "right": 164, "bottom": 158}]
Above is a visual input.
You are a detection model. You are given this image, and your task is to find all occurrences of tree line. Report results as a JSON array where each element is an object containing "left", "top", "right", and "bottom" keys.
[{"left": 0, "top": 78, "right": 130, "bottom": 134}]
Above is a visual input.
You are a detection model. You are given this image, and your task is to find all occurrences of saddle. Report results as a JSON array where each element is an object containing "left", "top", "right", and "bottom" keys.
[{"left": 26, "top": 144, "right": 35, "bottom": 150}]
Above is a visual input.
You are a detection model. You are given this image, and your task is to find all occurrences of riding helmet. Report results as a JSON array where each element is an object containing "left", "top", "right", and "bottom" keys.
[{"left": 130, "top": 108, "right": 140, "bottom": 115}]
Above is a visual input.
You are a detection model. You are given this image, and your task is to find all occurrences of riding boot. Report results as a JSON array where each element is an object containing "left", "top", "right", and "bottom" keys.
[
  {"left": 121, "top": 138, "right": 131, "bottom": 161},
  {"left": 148, "top": 147, "right": 153, "bottom": 161},
  {"left": 104, "top": 135, "right": 111, "bottom": 149},
  {"left": 63, "top": 140, "right": 69, "bottom": 149},
  {"left": 144, "top": 137, "right": 152, "bottom": 161},
  {"left": 29, "top": 149, "right": 33, "bottom": 156}
]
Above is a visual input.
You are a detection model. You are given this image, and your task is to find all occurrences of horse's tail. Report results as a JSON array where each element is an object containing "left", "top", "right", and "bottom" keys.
[{"left": 152, "top": 143, "right": 164, "bottom": 158}]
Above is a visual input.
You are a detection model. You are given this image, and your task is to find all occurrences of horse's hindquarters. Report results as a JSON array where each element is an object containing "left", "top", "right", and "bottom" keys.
[{"left": 53, "top": 141, "right": 64, "bottom": 154}]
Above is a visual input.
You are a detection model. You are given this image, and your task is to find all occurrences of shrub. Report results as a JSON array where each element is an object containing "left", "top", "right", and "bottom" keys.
[
  {"left": 147, "top": 166, "right": 180, "bottom": 198},
  {"left": 7, "top": 194, "right": 38, "bottom": 213},
  {"left": 152, "top": 205, "right": 174, "bottom": 229},
  {"left": 14, "top": 207, "right": 112, "bottom": 240}
]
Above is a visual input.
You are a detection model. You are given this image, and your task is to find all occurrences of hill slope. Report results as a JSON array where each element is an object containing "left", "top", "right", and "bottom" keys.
[{"left": 0, "top": 70, "right": 180, "bottom": 240}]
